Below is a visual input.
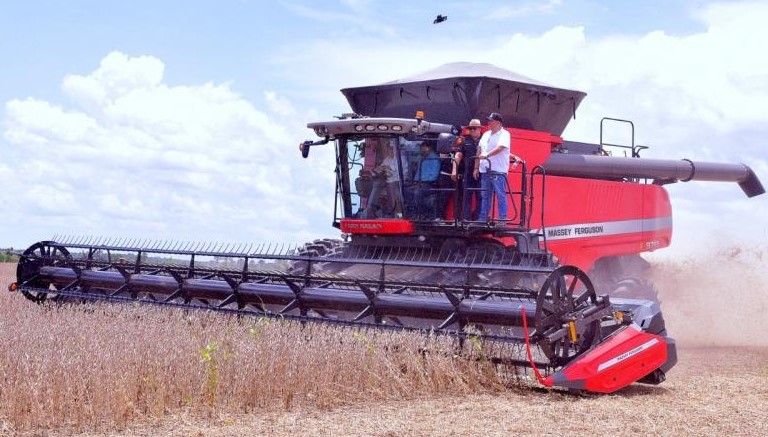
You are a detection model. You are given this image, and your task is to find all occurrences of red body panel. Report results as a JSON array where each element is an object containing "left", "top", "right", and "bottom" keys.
[
  {"left": 543, "top": 324, "right": 669, "bottom": 393},
  {"left": 528, "top": 177, "right": 673, "bottom": 270}
]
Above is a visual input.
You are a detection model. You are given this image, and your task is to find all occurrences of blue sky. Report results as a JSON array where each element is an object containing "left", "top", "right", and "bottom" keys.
[{"left": 1, "top": 0, "right": 766, "bottom": 256}]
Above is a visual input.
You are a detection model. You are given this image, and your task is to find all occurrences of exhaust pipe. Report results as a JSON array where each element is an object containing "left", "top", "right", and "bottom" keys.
[{"left": 542, "top": 154, "right": 765, "bottom": 198}]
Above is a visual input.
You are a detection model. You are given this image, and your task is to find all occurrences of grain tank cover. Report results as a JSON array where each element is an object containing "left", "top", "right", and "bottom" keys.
[{"left": 341, "top": 62, "right": 587, "bottom": 136}]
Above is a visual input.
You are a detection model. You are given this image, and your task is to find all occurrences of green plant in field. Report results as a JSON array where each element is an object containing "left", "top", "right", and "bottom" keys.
[
  {"left": 468, "top": 334, "right": 483, "bottom": 353},
  {"left": 353, "top": 331, "right": 376, "bottom": 355},
  {"left": 0, "top": 249, "right": 18, "bottom": 263},
  {"left": 467, "top": 334, "right": 490, "bottom": 363},
  {"left": 247, "top": 316, "right": 275, "bottom": 337},
  {"left": 199, "top": 340, "right": 219, "bottom": 405}
]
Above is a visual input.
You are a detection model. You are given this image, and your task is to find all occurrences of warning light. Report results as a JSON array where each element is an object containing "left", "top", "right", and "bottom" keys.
[
  {"left": 8, "top": 282, "right": 18, "bottom": 292},
  {"left": 415, "top": 110, "right": 425, "bottom": 120},
  {"left": 613, "top": 311, "right": 625, "bottom": 323}
]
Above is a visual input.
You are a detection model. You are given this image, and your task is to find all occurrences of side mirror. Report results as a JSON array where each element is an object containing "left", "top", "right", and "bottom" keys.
[{"left": 300, "top": 141, "right": 312, "bottom": 158}]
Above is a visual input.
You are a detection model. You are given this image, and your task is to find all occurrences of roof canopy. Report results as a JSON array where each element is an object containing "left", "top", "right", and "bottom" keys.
[{"left": 341, "top": 62, "right": 587, "bottom": 136}]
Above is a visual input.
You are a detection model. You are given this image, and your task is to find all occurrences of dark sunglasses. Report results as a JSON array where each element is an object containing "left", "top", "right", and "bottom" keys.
[{"left": 468, "top": 127, "right": 479, "bottom": 131}]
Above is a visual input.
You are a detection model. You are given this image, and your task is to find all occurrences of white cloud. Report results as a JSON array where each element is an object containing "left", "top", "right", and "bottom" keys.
[
  {"left": 1, "top": 51, "right": 338, "bottom": 247},
  {"left": 265, "top": 91, "right": 297, "bottom": 117},
  {"left": 63, "top": 52, "right": 164, "bottom": 113}
]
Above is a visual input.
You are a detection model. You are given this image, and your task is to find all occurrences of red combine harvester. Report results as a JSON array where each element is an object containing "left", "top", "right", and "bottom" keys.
[{"left": 11, "top": 63, "right": 764, "bottom": 393}]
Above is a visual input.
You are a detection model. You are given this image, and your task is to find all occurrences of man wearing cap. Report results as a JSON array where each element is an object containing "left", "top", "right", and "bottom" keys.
[
  {"left": 477, "top": 112, "right": 519, "bottom": 222},
  {"left": 452, "top": 118, "right": 483, "bottom": 221}
]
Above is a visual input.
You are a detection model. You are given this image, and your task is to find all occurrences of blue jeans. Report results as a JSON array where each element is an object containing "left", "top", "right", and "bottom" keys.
[{"left": 478, "top": 172, "right": 508, "bottom": 221}]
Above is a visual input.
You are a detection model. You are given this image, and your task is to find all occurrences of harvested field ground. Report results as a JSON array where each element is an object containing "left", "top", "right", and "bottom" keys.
[{"left": 1, "top": 246, "right": 767, "bottom": 436}]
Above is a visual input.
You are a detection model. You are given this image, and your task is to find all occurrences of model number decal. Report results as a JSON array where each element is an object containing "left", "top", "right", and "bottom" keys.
[
  {"left": 597, "top": 338, "right": 660, "bottom": 372},
  {"left": 644, "top": 240, "right": 661, "bottom": 250},
  {"left": 344, "top": 223, "right": 383, "bottom": 230}
]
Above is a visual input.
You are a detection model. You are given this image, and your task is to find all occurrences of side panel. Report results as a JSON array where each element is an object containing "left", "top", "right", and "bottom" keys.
[
  {"left": 504, "top": 128, "right": 673, "bottom": 272},
  {"left": 528, "top": 177, "right": 672, "bottom": 271}
]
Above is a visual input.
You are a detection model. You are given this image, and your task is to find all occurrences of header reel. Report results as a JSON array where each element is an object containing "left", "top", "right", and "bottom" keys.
[{"left": 9, "top": 238, "right": 673, "bottom": 393}]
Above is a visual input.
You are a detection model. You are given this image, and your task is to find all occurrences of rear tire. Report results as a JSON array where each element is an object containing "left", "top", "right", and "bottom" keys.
[{"left": 287, "top": 238, "right": 346, "bottom": 275}]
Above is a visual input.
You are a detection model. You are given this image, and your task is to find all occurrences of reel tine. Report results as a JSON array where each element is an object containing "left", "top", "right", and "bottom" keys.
[{"left": 200, "top": 241, "right": 211, "bottom": 253}]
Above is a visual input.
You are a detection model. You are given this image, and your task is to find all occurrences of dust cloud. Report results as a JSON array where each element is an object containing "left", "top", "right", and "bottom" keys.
[{"left": 648, "top": 244, "right": 768, "bottom": 347}]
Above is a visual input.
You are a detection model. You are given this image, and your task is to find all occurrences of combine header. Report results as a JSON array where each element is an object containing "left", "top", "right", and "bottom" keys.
[{"left": 11, "top": 63, "right": 764, "bottom": 393}]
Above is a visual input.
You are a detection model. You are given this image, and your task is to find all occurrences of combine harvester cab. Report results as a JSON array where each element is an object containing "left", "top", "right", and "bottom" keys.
[{"left": 11, "top": 63, "right": 764, "bottom": 394}]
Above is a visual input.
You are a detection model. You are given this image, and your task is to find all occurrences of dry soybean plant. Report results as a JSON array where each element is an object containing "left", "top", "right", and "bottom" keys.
[{"left": 0, "top": 263, "right": 512, "bottom": 434}]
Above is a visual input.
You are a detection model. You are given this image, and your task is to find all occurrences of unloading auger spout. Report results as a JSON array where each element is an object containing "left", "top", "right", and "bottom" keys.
[{"left": 543, "top": 154, "right": 765, "bottom": 198}]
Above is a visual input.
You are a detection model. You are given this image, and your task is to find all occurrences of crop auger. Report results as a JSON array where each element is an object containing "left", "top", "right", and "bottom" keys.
[{"left": 10, "top": 62, "right": 764, "bottom": 393}]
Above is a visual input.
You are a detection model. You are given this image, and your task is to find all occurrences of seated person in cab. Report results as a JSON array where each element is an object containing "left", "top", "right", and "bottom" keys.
[
  {"left": 404, "top": 143, "right": 440, "bottom": 219},
  {"left": 362, "top": 143, "right": 402, "bottom": 218}
]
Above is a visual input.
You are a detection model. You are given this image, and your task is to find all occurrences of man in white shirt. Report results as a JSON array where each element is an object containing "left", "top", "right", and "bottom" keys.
[{"left": 477, "top": 112, "right": 520, "bottom": 222}]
